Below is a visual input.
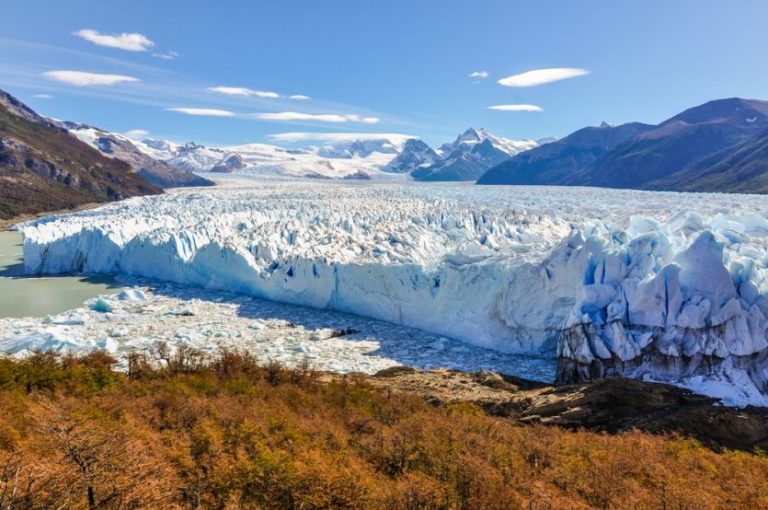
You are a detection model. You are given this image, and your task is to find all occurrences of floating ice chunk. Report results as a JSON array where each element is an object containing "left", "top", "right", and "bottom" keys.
[
  {"left": 116, "top": 288, "right": 147, "bottom": 302},
  {"left": 42, "top": 312, "right": 89, "bottom": 325},
  {"left": 309, "top": 328, "right": 338, "bottom": 341},
  {"left": 89, "top": 297, "right": 114, "bottom": 313},
  {"left": 96, "top": 336, "right": 119, "bottom": 352}
]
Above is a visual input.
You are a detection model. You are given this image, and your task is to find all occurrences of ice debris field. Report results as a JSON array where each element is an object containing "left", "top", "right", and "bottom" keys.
[
  {"left": 0, "top": 281, "right": 555, "bottom": 380},
  {"left": 14, "top": 180, "right": 768, "bottom": 406}
]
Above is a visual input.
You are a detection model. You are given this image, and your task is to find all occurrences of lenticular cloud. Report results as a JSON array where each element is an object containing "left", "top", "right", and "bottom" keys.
[{"left": 498, "top": 68, "right": 589, "bottom": 87}]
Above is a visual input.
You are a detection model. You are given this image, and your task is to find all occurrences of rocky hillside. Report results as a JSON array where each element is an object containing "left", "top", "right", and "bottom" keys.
[
  {"left": 479, "top": 98, "right": 768, "bottom": 193},
  {"left": 0, "top": 90, "right": 161, "bottom": 221},
  {"left": 477, "top": 122, "right": 652, "bottom": 185},
  {"left": 644, "top": 128, "right": 768, "bottom": 193},
  {"left": 63, "top": 122, "right": 214, "bottom": 188}
]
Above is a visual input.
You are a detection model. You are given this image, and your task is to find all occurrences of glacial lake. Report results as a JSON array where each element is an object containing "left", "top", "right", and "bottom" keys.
[{"left": 0, "top": 231, "right": 118, "bottom": 318}]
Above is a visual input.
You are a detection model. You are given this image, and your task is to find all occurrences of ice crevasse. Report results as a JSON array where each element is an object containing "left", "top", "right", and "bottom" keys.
[{"left": 19, "top": 183, "right": 768, "bottom": 405}]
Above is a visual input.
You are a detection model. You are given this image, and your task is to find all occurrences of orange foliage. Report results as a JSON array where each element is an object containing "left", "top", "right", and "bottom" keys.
[{"left": 0, "top": 348, "right": 766, "bottom": 509}]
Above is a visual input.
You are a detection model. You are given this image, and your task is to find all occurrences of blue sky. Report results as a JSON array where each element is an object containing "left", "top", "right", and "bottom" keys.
[{"left": 2, "top": 0, "right": 767, "bottom": 147}]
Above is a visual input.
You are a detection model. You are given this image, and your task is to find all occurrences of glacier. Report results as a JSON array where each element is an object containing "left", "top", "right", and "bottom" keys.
[{"left": 18, "top": 179, "right": 768, "bottom": 406}]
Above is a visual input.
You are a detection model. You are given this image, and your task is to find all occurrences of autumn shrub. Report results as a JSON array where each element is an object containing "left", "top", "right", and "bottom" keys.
[{"left": 0, "top": 348, "right": 766, "bottom": 509}]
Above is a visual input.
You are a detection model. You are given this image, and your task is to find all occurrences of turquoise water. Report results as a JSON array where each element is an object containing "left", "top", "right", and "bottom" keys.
[{"left": 0, "top": 231, "right": 119, "bottom": 318}]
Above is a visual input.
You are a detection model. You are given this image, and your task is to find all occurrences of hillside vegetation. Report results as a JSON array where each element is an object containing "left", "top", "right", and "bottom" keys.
[
  {"left": 0, "top": 348, "right": 766, "bottom": 509},
  {"left": 0, "top": 95, "right": 160, "bottom": 220}
]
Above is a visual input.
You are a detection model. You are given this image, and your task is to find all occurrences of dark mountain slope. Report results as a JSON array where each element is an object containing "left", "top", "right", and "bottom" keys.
[
  {"left": 645, "top": 129, "right": 768, "bottom": 193},
  {"left": 585, "top": 98, "right": 768, "bottom": 189},
  {"left": 478, "top": 98, "right": 768, "bottom": 193},
  {"left": 382, "top": 139, "right": 439, "bottom": 174},
  {"left": 0, "top": 90, "right": 161, "bottom": 220},
  {"left": 477, "top": 122, "right": 652, "bottom": 185}
]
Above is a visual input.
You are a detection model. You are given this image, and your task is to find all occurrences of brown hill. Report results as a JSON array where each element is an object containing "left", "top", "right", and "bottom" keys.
[{"left": 0, "top": 89, "right": 161, "bottom": 221}]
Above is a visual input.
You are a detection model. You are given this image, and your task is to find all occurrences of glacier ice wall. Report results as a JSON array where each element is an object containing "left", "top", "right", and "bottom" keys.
[{"left": 19, "top": 181, "right": 768, "bottom": 404}]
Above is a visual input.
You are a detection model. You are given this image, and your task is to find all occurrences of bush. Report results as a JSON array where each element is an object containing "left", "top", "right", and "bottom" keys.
[{"left": 0, "top": 350, "right": 766, "bottom": 509}]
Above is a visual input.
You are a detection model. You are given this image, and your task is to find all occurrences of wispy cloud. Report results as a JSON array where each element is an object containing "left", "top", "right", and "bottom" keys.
[
  {"left": 43, "top": 70, "right": 140, "bottom": 86},
  {"left": 74, "top": 29, "right": 155, "bottom": 52},
  {"left": 208, "top": 86, "right": 279, "bottom": 98},
  {"left": 269, "top": 132, "right": 415, "bottom": 143},
  {"left": 289, "top": 94, "right": 310, "bottom": 100},
  {"left": 488, "top": 104, "right": 543, "bottom": 112},
  {"left": 32, "top": 93, "right": 53, "bottom": 99},
  {"left": 166, "top": 107, "right": 234, "bottom": 117},
  {"left": 253, "top": 112, "right": 379, "bottom": 124},
  {"left": 123, "top": 129, "right": 150, "bottom": 139},
  {"left": 498, "top": 68, "right": 589, "bottom": 87},
  {"left": 0, "top": 39, "right": 401, "bottom": 138},
  {"left": 469, "top": 71, "right": 489, "bottom": 80},
  {"left": 153, "top": 51, "right": 179, "bottom": 60}
]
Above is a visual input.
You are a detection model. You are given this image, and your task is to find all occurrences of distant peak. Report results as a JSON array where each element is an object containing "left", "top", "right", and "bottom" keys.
[
  {"left": 460, "top": 127, "right": 482, "bottom": 139},
  {"left": 600, "top": 121, "right": 614, "bottom": 129}
]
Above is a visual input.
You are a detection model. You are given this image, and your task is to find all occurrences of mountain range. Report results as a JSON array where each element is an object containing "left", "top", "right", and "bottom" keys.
[
  {"left": 123, "top": 128, "right": 539, "bottom": 181},
  {"left": 0, "top": 90, "right": 162, "bottom": 220},
  {"left": 411, "top": 128, "right": 539, "bottom": 181},
  {"left": 4, "top": 85, "right": 768, "bottom": 222},
  {"left": 133, "top": 137, "right": 410, "bottom": 179},
  {"left": 478, "top": 98, "right": 768, "bottom": 193},
  {"left": 63, "top": 122, "right": 214, "bottom": 188},
  {"left": 0, "top": 86, "right": 538, "bottom": 205}
]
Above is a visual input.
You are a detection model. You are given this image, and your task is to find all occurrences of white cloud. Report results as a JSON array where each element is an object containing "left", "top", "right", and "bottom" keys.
[
  {"left": 166, "top": 107, "right": 234, "bottom": 117},
  {"left": 253, "top": 112, "right": 379, "bottom": 124},
  {"left": 123, "top": 129, "right": 150, "bottom": 139},
  {"left": 33, "top": 94, "right": 53, "bottom": 99},
  {"left": 469, "top": 71, "right": 489, "bottom": 80},
  {"left": 208, "top": 86, "right": 280, "bottom": 98},
  {"left": 289, "top": 95, "right": 311, "bottom": 100},
  {"left": 269, "top": 132, "right": 415, "bottom": 143},
  {"left": 498, "top": 68, "right": 589, "bottom": 87},
  {"left": 488, "top": 104, "right": 543, "bottom": 112},
  {"left": 153, "top": 51, "right": 179, "bottom": 60},
  {"left": 74, "top": 29, "right": 155, "bottom": 52},
  {"left": 43, "top": 70, "right": 140, "bottom": 86}
]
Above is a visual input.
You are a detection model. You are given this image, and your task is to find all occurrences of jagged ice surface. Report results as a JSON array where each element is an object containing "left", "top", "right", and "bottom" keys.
[{"left": 19, "top": 180, "right": 768, "bottom": 406}]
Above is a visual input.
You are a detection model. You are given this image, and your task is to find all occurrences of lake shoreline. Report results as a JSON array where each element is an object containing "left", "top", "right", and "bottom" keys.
[{"left": 0, "top": 202, "right": 104, "bottom": 232}]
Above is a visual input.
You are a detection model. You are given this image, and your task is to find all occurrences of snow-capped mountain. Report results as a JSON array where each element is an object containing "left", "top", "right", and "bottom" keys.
[
  {"left": 210, "top": 153, "right": 246, "bottom": 173},
  {"left": 314, "top": 138, "right": 402, "bottom": 159},
  {"left": 131, "top": 136, "right": 415, "bottom": 179},
  {"left": 437, "top": 127, "right": 535, "bottom": 157},
  {"left": 63, "top": 124, "right": 214, "bottom": 188},
  {"left": 382, "top": 139, "right": 440, "bottom": 174},
  {"left": 135, "top": 139, "right": 232, "bottom": 174},
  {"left": 112, "top": 129, "right": 539, "bottom": 181},
  {"left": 412, "top": 128, "right": 538, "bottom": 181}
]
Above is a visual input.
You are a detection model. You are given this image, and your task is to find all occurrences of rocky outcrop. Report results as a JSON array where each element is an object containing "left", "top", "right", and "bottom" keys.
[
  {"left": 209, "top": 153, "right": 246, "bottom": 173},
  {"left": 61, "top": 123, "right": 214, "bottom": 188},
  {"left": 371, "top": 368, "right": 768, "bottom": 452}
]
